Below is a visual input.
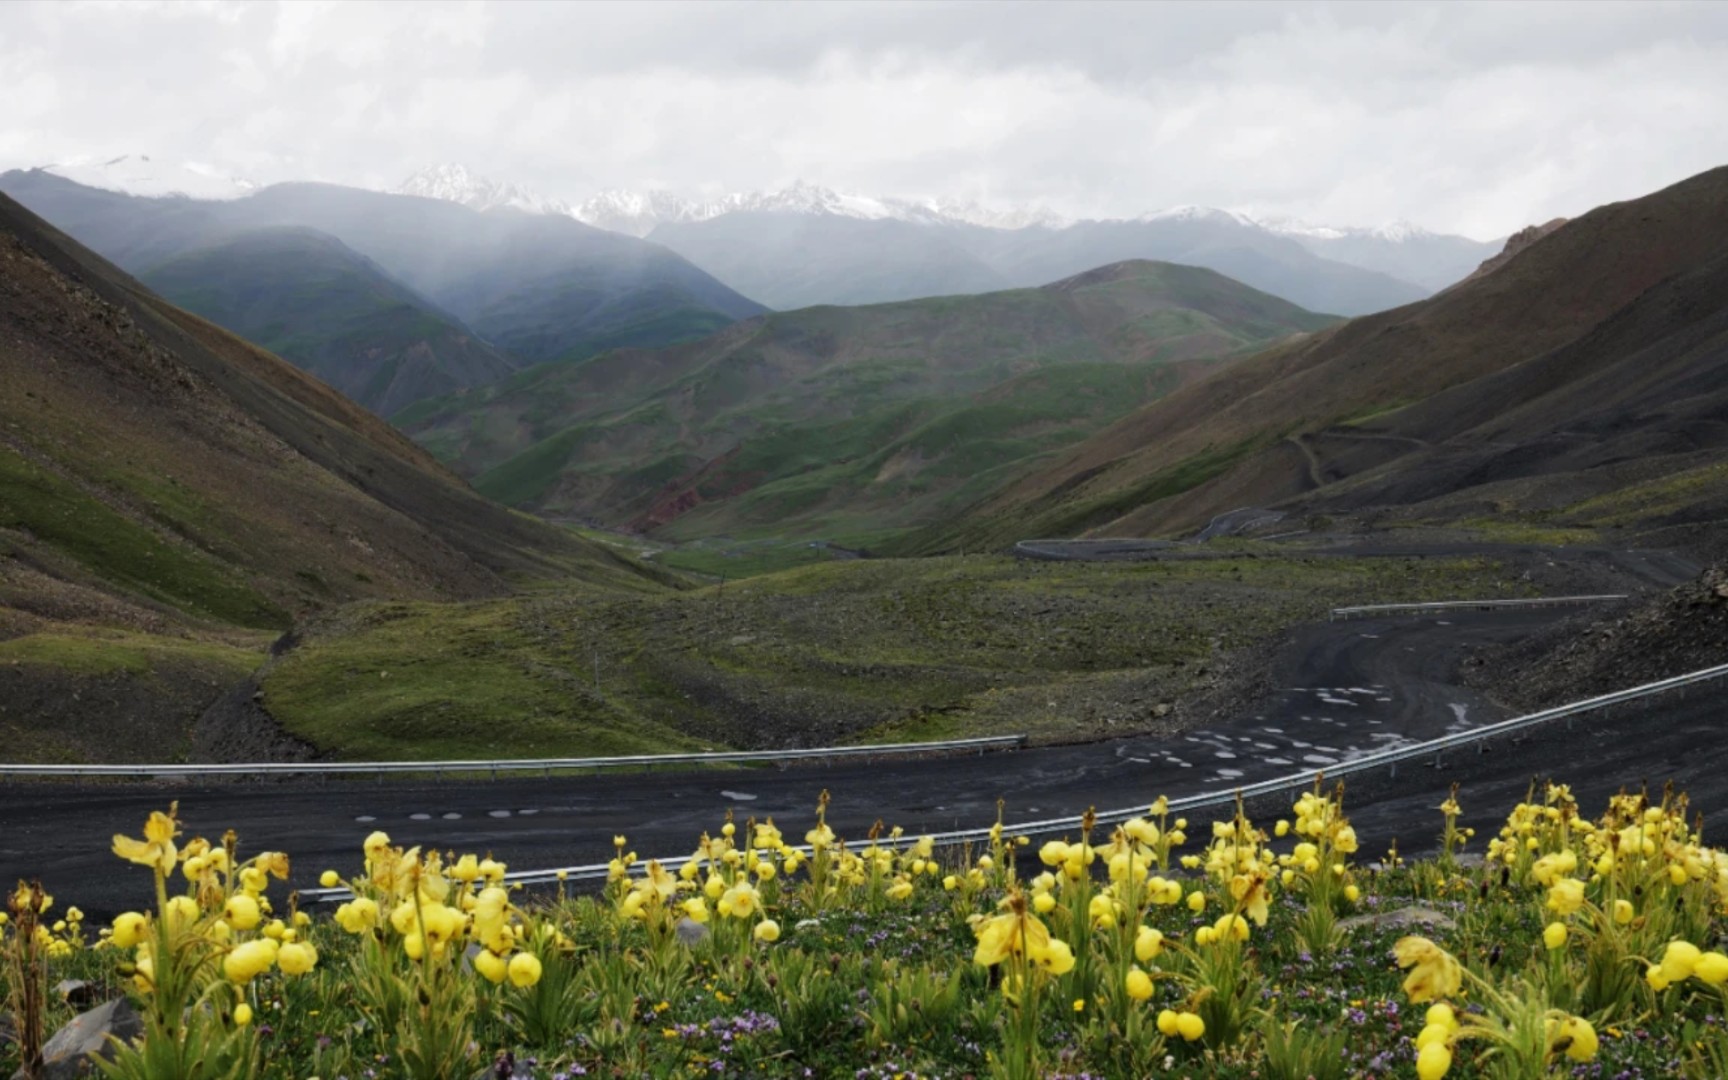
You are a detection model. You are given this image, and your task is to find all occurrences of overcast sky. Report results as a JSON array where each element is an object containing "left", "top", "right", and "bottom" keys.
[{"left": 4, "top": 0, "right": 1726, "bottom": 238}]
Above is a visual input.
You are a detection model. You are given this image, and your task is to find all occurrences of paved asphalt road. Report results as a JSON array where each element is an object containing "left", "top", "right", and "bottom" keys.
[{"left": 8, "top": 602, "right": 1718, "bottom": 918}]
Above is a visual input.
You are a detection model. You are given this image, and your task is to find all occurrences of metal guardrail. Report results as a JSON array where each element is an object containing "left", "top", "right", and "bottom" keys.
[
  {"left": 1329, "top": 595, "right": 1628, "bottom": 620},
  {"left": 305, "top": 660, "right": 1728, "bottom": 903},
  {"left": 0, "top": 734, "right": 1028, "bottom": 781},
  {"left": 1014, "top": 539, "right": 1177, "bottom": 561}
]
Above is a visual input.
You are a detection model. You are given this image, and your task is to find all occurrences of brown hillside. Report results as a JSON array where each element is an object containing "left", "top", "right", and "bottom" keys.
[{"left": 911, "top": 165, "right": 1728, "bottom": 549}]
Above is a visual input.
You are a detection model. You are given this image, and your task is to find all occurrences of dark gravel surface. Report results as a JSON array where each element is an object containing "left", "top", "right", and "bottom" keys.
[{"left": 7, "top": 604, "right": 1707, "bottom": 919}]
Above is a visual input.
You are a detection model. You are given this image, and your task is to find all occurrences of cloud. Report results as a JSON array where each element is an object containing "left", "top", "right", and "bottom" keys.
[{"left": 2, "top": 0, "right": 1725, "bottom": 237}]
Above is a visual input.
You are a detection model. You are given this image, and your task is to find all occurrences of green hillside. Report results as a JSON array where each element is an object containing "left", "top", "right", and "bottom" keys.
[
  {"left": 404, "top": 260, "right": 1337, "bottom": 544},
  {"left": 141, "top": 227, "right": 519, "bottom": 416},
  {"left": 0, "top": 191, "right": 671, "bottom": 763}
]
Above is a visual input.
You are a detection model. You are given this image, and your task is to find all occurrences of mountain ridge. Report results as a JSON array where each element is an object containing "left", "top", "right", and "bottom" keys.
[
  {"left": 899, "top": 164, "right": 1728, "bottom": 554},
  {"left": 0, "top": 189, "right": 670, "bottom": 761},
  {"left": 0, "top": 170, "right": 770, "bottom": 372},
  {"left": 401, "top": 258, "right": 1338, "bottom": 542},
  {"left": 138, "top": 226, "right": 521, "bottom": 416}
]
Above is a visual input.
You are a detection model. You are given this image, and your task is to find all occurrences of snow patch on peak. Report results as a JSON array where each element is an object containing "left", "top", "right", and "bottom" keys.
[
  {"left": 1258, "top": 215, "right": 1437, "bottom": 244},
  {"left": 395, "top": 163, "right": 570, "bottom": 216},
  {"left": 1133, "top": 205, "right": 1259, "bottom": 228},
  {"left": 38, "top": 154, "right": 255, "bottom": 200},
  {"left": 571, "top": 182, "right": 1069, "bottom": 236}
]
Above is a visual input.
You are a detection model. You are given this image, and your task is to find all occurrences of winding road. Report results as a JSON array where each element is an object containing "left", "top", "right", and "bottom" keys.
[{"left": 6, "top": 578, "right": 1719, "bottom": 917}]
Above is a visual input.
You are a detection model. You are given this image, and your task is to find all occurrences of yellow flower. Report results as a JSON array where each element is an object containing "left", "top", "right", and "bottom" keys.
[
  {"left": 972, "top": 902, "right": 1050, "bottom": 968},
  {"left": 223, "top": 895, "right": 261, "bottom": 932},
  {"left": 277, "top": 941, "right": 317, "bottom": 976},
  {"left": 1211, "top": 912, "right": 1250, "bottom": 943},
  {"left": 1556, "top": 1016, "right": 1598, "bottom": 1062},
  {"left": 1126, "top": 967, "right": 1154, "bottom": 1001},
  {"left": 1612, "top": 899, "right": 1635, "bottom": 926},
  {"left": 1660, "top": 940, "right": 1702, "bottom": 982},
  {"left": 507, "top": 951, "right": 543, "bottom": 988},
  {"left": 1186, "top": 890, "right": 1206, "bottom": 913},
  {"left": 474, "top": 949, "right": 508, "bottom": 984},
  {"left": 1229, "top": 873, "right": 1270, "bottom": 926},
  {"left": 1546, "top": 878, "right": 1585, "bottom": 916},
  {"left": 163, "top": 895, "right": 200, "bottom": 935},
  {"left": 254, "top": 851, "right": 290, "bottom": 880},
  {"left": 1134, "top": 925, "right": 1164, "bottom": 962},
  {"left": 1416, "top": 1023, "right": 1451, "bottom": 1050},
  {"left": 318, "top": 870, "right": 340, "bottom": 888},
  {"left": 1032, "top": 937, "right": 1076, "bottom": 976},
  {"left": 450, "top": 854, "right": 481, "bottom": 883},
  {"left": 1175, "top": 1011, "right": 1205, "bottom": 1042},
  {"left": 223, "top": 940, "right": 276, "bottom": 984},
  {"left": 233, "top": 1003, "right": 253, "bottom": 1027},
  {"left": 717, "top": 882, "right": 760, "bottom": 919},
  {"left": 112, "top": 808, "right": 179, "bottom": 875},
  {"left": 110, "top": 912, "right": 148, "bottom": 949},
  {"left": 1543, "top": 922, "right": 1568, "bottom": 950},
  {"left": 1695, "top": 951, "right": 1728, "bottom": 985},
  {"left": 1156, "top": 1009, "right": 1180, "bottom": 1036},
  {"left": 334, "top": 898, "right": 379, "bottom": 934},
  {"left": 1394, "top": 937, "right": 1463, "bottom": 1004},
  {"left": 1415, "top": 1040, "right": 1451, "bottom": 1080},
  {"left": 754, "top": 919, "right": 781, "bottom": 943}
]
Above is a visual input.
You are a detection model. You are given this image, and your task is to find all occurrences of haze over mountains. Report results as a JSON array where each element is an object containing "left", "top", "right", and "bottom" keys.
[
  {"left": 395, "top": 163, "right": 1492, "bottom": 312},
  {"left": 0, "top": 167, "right": 768, "bottom": 413}
]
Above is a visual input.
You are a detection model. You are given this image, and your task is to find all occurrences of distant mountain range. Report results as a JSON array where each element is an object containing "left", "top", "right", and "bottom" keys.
[
  {"left": 0, "top": 168, "right": 768, "bottom": 414},
  {"left": 395, "top": 163, "right": 1498, "bottom": 306},
  {"left": 10, "top": 158, "right": 1498, "bottom": 329},
  {"left": 399, "top": 260, "right": 1338, "bottom": 541}
]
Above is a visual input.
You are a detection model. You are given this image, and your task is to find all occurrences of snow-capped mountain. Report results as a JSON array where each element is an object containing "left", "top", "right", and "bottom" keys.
[
  {"left": 1250, "top": 215, "right": 1495, "bottom": 292},
  {"left": 394, "top": 163, "right": 571, "bottom": 216},
  {"left": 1256, "top": 215, "right": 1436, "bottom": 243},
  {"left": 567, "top": 180, "right": 1069, "bottom": 237},
  {"left": 35, "top": 154, "right": 254, "bottom": 200},
  {"left": 1131, "top": 205, "right": 1261, "bottom": 228}
]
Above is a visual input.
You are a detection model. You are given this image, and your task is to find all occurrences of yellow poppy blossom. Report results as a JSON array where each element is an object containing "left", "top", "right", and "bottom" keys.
[
  {"left": 1394, "top": 936, "right": 1463, "bottom": 1003},
  {"left": 112, "top": 808, "right": 180, "bottom": 875}
]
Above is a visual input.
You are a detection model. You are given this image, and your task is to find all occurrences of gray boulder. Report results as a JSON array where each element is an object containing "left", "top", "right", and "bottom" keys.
[
  {"left": 1338, "top": 905, "right": 1458, "bottom": 936},
  {"left": 11, "top": 997, "right": 142, "bottom": 1080}
]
